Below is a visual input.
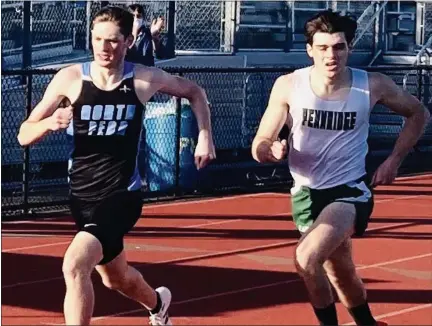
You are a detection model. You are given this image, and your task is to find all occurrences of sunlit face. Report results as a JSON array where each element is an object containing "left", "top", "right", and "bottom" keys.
[
  {"left": 91, "top": 21, "right": 132, "bottom": 68},
  {"left": 306, "top": 32, "right": 350, "bottom": 79}
]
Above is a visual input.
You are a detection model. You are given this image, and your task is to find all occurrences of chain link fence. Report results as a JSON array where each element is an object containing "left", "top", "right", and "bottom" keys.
[
  {"left": 0, "top": 0, "right": 224, "bottom": 68},
  {"left": 2, "top": 66, "right": 432, "bottom": 218},
  {"left": 1, "top": 73, "right": 26, "bottom": 210},
  {"left": 175, "top": 1, "right": 223, "bottom": 51},
  {"left": 1, "top": 1, "right": 89, "bottom": 68},
  {"left": 109, "top": 0, "right": 171, "bottom": 52},
  {"left": 3, "top": 1, "right": 432, "bottom": 69},
  {"left": 1, "top": 1, "right": 25, "bottom": 67},
  {"left": 91, "top": 1, "right": 226, "bottom": 53}
]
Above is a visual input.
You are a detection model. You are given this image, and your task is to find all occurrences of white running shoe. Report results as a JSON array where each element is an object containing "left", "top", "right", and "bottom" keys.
[{"left": 149, "top": 287, "right": 172, "bottom": 325}]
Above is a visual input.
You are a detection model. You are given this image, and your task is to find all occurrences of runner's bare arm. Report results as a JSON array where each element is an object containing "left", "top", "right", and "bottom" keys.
[
  {"left": 135, "top": 66, "right": 212, "bottom": 135},
  {"left": 252, "top": 74, "right": 291, "bottom": 163},
  {"left": 370, "top": 72, "right": 430, "bottom": 163},
  {"left": 134, "top": 65, "right": 216, "bottom": 167},
  {"left": 17, "top": 66, "right": 78, "bottom": 146}
]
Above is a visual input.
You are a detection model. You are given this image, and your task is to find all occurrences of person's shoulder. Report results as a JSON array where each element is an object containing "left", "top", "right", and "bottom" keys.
[
  {"left": 59, "top": 62, "right": 83, "bottom": 73},
  {"left": 51, "top": 63, "right": 82, "bottom": 84},
  {"left": 367, "top": 71, "right": 395, "bottom": 93},
  {"left": 132, "top": 63, "right": 165, "bottom": 81},
  {"left": 366, "top": 70, "right": 409, "bottom": 105},
  {"left": 273, "top": 71, "right": 295, "bottom": 91},
  {"left": 132, "top": 62, "right": 160, "bottom": 73},
  {"left": 282, "top": 65, "right": 312, "bottom": 86},
  {"left": 367, "top": 71, "right": 389, "bottom": 83}
]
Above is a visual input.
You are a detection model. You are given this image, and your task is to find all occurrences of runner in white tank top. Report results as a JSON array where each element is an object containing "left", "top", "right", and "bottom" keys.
[
  {"left": 252, "top": 9, "right": 429, "bottom": 326},
  {"left": 288, "top": 65, "right": 370, "bottom": 191}
]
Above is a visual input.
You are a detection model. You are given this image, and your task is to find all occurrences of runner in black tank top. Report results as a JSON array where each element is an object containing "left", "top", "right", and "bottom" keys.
[
  {"left": 16, "top": 6, "right": 215, "bottom": 326},
  {"left": 68, "top": 61, "right": 144, "bottom": 201},
  {"left": 68, "top": 61, "right": 145, "bottom": 266}
]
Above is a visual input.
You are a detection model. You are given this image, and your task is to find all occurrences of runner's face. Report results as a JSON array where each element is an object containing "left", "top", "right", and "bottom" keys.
[
  {"left": 92, "top": 21, "right": 131, "bottom": 68},
  {"left": 307, "top": 32, "right": 350, "bottom": 79}
]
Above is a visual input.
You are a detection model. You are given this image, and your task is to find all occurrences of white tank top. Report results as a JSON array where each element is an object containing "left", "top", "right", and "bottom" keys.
[{"left": 287, "top": 66, "right": 370, "bottom": 191}]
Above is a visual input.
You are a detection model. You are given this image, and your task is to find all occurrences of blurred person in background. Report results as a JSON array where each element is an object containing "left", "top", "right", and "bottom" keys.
[{"left": 126, "top": 3, "right": 168, "bottom": 66}]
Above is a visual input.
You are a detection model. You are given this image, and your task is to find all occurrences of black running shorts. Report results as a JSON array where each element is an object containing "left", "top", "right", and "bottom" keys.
[{"left": 69, "top": 190, "right": 143, "bottom": 264}]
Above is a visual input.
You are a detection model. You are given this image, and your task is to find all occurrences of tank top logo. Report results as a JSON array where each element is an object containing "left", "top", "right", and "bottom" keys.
[
  {"left": 81, "top": 104, "right": 136, "bottom": 136},
  {"left": 302, "top": 108, "right": 357, "bottom": 131}
]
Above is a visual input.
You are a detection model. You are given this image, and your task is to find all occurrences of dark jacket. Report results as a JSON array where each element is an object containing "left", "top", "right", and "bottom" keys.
[{"left": 125, "top": 26, "right": 166, "bottom": 67}]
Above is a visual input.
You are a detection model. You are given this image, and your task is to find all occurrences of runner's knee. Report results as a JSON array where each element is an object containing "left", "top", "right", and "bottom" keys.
[
  {"left": 62, "top": 253, "right": 94, "bottom": 280},
  {"left": 323, "top": 240, "right": 359, "bottom": 290},
  {"left": 295, "top": 241, "right": 324, "bottom": 277},
  {"left": 62, "top": 232, "right": 103, "bottom": 280}
]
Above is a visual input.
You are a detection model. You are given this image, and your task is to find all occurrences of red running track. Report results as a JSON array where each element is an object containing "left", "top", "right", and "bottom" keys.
[{"left": 2, "top": 174, "right": 431, "bottom": 325}]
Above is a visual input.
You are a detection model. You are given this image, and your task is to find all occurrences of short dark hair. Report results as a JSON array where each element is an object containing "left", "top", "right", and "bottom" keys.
[
  {"left": 92, "top": 6, "right": 134, "bottom": 38},
  {"left": 128, "top": 4, "right": 144, "bottom": 17},
  {"left": 304, "top": 9, "right": 357, "bottom": 46}
]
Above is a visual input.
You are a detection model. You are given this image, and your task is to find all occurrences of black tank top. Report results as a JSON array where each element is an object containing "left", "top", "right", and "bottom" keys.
[{"left": 67, "top": 61, "right": 145, "bottom": 201}]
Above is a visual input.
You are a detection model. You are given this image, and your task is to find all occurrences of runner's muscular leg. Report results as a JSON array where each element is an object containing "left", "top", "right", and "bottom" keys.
[
  {"left": 62, "top": 231, "right": 103, "bottom": 325},
  {"left": 323, "top": 238, "right": 367, "bottom": 308},
  {"left": 294, "top": 202, "right": 356, "bottom": 308},
  {"left": 95, "top": 250, "right": 157, "bottom": 310}
]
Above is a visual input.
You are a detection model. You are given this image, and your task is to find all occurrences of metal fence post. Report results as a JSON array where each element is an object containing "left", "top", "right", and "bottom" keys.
[
  {"left": 166, "top": 1, "right": 176, "bottom": 59},
  {"left": 422, "top": 67, "right": 431, "bottom": 109},
  {"left": 284, "top": 2, "right": 291, "bottom": 52},
  {"left": 21, "top": 1, "right": 33, "bottom": 217},
  {"left": 22, "top": 1, "right": 32, "bottom": 70},
  {"left": 85, "top": 1, "right": 92, "bottom": 51},
  {"left": 417, "top": 66, "right": 423, "bottom": 102},
  {"left": 174, "top": 73, "right": 183, "bottom": 196},
  {"left": 23, "top": 72, "right": 33, "bottom": 217}
]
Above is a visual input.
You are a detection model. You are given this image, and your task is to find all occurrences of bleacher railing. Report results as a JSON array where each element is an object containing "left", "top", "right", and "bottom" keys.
[
  {"left": 1, "top": 65, "right": 431, "bottom": 219},
  {"left": 415, "top": 35, "right": 432, "bottom": 66},
  {"left": 351, "top": 0, "right": 388, "bottom": 52}
]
